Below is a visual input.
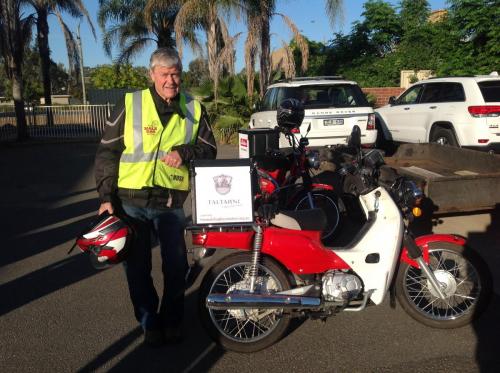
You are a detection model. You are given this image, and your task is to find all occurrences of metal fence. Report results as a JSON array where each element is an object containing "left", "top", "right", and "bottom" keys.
[{"left": 0, "top": 104, "right": 114, "bottom": 141}]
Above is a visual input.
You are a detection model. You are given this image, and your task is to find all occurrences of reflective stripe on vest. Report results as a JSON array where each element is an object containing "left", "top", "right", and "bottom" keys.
[{"left": 117, "top": 89, "right": 200, "bottom": 191}]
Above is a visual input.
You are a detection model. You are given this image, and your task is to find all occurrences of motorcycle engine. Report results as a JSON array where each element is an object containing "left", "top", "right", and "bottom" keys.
[{"left": 322, "top": 270, "right": 363, "bottom": 302}]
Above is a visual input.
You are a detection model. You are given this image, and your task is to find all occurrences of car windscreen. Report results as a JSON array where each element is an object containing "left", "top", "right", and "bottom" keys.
[
  {"left": 280, "top": 84, "right": 369, "bottom": 109},
  {"left": 478, "top": 81, "right": 500, "bottom": 102}
]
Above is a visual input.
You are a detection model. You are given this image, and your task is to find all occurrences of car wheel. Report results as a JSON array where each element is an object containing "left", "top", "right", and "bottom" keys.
[
  {"left": 375, "top": 118, "right": 397, "bottom": 155},
  {"left": 430, "top": 128, "right": 458, "bottom": 147}
]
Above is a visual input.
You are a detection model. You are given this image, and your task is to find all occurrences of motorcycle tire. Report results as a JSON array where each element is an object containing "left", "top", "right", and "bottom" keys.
[
  {"left": 395, "top": 241, "right": 492, "bottom": 328},
  {"left": 199, "top": 252, "right": 293, "bottom": 353},
  {"left": 290, "top": 190, "right": 342, "bottom": 244}
]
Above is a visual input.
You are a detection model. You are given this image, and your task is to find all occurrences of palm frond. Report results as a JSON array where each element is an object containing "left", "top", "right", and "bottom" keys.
[
  {"left": 279, "top": 40, "right": 296, "bottom": 79},
  {"left": 325, "top": 0, "right": 343, "bottom": 29},
  {"left": 116, "top": 36, "right": 154, "bottom": 65},
  {"left": 144, "top": 0, "right": 182, "bottom": 31},
  {"left": 217, "top": 17, "right": 241, "bottom": 76},
  {"left": 276, "top": 13, "right": 309, "bottom": 72},
  {"left": 174, "top": 0, "right": 205, "bottom": 58},
  {"left": 54, "top": 9, "right": 79, "bottom": 79},
  {"left": 55, "top": 0, "right": 97, "bottom": 39}
]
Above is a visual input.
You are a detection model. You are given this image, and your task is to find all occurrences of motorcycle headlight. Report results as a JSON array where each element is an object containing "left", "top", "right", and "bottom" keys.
[
  {"left": 406, "top": 180, "right": 423, "bottom": 201},
  {"left": 391, "top": 178, "right": 423, "bottom": 209},
  {"left": 306, "top": 150, "right": 320, "bottom": 169}
]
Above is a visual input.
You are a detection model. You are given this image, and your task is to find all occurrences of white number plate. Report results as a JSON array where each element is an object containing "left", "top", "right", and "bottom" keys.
[{"left": 324, "top": 118, "right": 344, "bottom": 126}]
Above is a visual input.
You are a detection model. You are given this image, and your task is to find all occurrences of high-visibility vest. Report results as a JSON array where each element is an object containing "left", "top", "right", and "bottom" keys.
[{"left": 117, "top": 89, "right": 200, "bottom": 191}]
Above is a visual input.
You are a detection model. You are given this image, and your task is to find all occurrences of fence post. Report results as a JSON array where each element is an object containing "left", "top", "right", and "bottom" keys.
[{"left": 32, "top": 105, "right": 36, "bottom": 127}]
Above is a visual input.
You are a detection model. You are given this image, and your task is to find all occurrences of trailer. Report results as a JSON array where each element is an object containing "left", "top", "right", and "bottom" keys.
[{"left": 385, "top": 143, "right": 500, "bottom": 214}]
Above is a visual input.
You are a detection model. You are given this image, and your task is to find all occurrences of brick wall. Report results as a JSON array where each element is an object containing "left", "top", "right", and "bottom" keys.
[{"left": 362, "top": 87, "right": 405, "bottom": 108}]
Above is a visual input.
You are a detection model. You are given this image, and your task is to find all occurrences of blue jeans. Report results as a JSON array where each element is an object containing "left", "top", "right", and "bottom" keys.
[{"left": 121, "top": 203, "right": 187, "bottom": 331}]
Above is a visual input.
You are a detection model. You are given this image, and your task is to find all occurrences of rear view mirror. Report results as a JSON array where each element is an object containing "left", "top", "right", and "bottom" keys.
[{"left": 388, "top": 96, "right": 396, "bottom": 105}]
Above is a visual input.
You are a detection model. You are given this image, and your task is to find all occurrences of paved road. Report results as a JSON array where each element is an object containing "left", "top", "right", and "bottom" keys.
[{"left": 0, "top": 141, "right": 499, "bottom": 372}]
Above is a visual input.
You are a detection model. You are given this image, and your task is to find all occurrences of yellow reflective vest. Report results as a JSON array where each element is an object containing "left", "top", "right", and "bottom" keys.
[{"left": 118, "top": 89, "right": 200, "bottom": 191}]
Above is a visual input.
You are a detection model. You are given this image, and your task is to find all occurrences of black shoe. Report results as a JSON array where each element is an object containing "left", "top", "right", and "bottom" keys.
[
  {"left": 164, "top": 325, "right": 183, "bottom": 344},
  {"left": 144, "top": 328, "right": 165, "bottom": 348}
]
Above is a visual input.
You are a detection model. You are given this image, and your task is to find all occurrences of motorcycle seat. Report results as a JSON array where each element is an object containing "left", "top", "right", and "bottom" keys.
[
  {"left": 271, "top": 208, "right": 327, "bottom": 232},
  {"left": 253, "top": 154, "right": 290, "bottom": 171}
]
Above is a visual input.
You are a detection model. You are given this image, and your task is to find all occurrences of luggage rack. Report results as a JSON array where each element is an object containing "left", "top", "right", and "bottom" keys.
[
  {"left": 275, "top": 76, "right": 345, "bottom": 83},
  {"left": 186, "top": 222, "right": 254, "bottom": 233}
]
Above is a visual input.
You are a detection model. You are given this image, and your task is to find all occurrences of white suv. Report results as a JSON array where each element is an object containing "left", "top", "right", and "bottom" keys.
[
  {"left": 375, "top": 73, "right": 500, "bottom": 153},
  {"left": 249, "top": 77, "right": 377, "bottom": 148}
]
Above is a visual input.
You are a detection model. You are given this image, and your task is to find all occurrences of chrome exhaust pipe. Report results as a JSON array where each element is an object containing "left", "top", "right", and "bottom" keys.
[{"left": 206, "top": 293, "right": 321, "bottom": 310}]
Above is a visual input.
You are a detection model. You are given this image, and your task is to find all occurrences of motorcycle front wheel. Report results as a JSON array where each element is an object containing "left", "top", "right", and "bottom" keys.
[
  {"left": 199, "top": 252, "right": 293, "bottom": 353},
  {"left": 395, "top": 241, "right": 492, "bottom": 328},
  {"left": 291, "top": 190, "right": 341, "bottom": 244}
]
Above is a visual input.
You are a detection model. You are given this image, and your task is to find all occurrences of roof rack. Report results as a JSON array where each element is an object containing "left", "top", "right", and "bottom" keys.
[
  {"left": 428, "top": 75, "right": 475, "bottom": 79},
  {"left": 290, "top": 76, "right": 345, "bottom": 81},
  {"left": 428, "top": 72, "right": 499, "bottom": 79},
  {"left": 274, "top": 75, "right": 345, "bottom": 83}
]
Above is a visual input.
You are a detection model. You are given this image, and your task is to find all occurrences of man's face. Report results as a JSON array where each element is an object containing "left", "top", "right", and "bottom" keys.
[{"left": 150, "top": 65, "right": 181, "bottom": 102}]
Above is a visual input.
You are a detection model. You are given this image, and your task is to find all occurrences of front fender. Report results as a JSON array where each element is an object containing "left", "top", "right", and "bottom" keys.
[{"left": 401, "top": 234, "right": 467, "bottom": 268}]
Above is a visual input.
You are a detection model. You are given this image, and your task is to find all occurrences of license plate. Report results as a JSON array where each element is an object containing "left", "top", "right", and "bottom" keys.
[{"left": 324, "top": 118, "right": 344, "bottom": 126}]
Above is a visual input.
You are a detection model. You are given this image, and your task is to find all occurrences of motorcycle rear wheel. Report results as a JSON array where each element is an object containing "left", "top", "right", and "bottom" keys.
[
  {"left": 291, "top": 190, "right": 341, "bottom": 244},
  {"left": 395, "top": 241, "right": 492, "bottom": 328},
  {"left": 199, "top": 252, "right": 293, "bottom": 352}
]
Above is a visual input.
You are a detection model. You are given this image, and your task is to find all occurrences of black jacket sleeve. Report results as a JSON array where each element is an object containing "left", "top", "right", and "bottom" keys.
[
  {"left": 94, "top": 100, "right": 125, "bottom": 203},
  {"left": 172, "top": 104, "right": 217, "bottom": 162}
]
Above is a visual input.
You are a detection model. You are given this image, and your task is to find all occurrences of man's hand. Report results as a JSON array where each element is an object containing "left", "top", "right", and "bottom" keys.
[
  {"left": 161, "top": 150, "right": 183, "bottom": 168},
  {"left": 98, "top": 202, "right": 114, "bottom": 215}
]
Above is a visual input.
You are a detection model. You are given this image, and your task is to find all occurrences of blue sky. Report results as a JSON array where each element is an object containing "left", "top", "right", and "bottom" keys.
[{"left": 46, "top": 0, "right": 448, "bottom": 72}]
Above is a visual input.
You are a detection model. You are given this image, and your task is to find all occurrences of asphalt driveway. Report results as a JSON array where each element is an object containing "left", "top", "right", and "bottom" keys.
[{"left": 0, "top": 141, "right": 499, "bottom": 372}]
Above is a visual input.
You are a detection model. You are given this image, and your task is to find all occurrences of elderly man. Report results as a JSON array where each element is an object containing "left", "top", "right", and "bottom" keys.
[{"left": 95, "top": 47, "right": 217, "bottom": 347}]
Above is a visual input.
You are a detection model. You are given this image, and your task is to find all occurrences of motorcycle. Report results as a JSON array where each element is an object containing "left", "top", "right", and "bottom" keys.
[
  {"left": 253, "top": 123, "right": 343, "bottom": 243},
  {"left": 191, "top": 108, "right": 492, "bottom": 353}
]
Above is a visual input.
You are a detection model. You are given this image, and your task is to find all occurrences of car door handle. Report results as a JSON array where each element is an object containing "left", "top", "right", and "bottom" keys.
[
  {"left": 429, "top": 106, "right": 437, "bottom": 109},
  {"left": 404, "top": 107, "right": 410, "bottom": 110}
]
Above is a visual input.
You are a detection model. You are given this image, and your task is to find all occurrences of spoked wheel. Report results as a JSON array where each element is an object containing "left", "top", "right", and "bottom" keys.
[
  {"left": 199, "top": 253, "right": 292, "bottom": 352},
  {"left": 396, "top": 242, "right": 492, "bottom": 328},
  {"left": 292, "top": 190, "right": 341, "bottom": 244}
]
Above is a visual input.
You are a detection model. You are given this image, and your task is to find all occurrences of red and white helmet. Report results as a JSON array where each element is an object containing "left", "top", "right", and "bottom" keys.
[{"left": 75, "top": 213, "right": 134, "bottom": 269}]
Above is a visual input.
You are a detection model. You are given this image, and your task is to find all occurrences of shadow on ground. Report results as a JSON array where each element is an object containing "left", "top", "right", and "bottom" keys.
[
  {"left": 411, "top": 205, "right": 500, "bottom": 371},
  {"left": 76, "top": 287, "right": 226, "bottom": 373}
]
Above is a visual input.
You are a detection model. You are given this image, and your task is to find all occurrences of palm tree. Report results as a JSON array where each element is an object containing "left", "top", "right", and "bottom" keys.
[
  {"left": 145, "top": 0, "right": 240, "bottom": 103},
  {"left": 98, "top": 0, "right": 187, "bottom": 65},
  {"left": 0, "top": 0, "right": 34, "bottom": 140},
  {"left": 245, "top": 0, "right": 343, "bottom": 97},
  {"left": 53, "top": 9, "right": 79, "bottom": 96},
  {"left": 26, "top": 0, "right": 95, "bottom": 106}
]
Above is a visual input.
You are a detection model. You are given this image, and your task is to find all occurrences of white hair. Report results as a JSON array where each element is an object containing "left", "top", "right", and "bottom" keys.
[{"left": 149, "top": 48, "right": 182, "bottom": 71}]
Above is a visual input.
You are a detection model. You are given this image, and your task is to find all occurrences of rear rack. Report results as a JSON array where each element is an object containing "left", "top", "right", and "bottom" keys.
[{"left": 186, "top": 223, "right": 254, "bottom": 232}]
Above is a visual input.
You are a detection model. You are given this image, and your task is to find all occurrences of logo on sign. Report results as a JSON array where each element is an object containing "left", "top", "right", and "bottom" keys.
[
  {"left": 240, "top": 138, "right": 248, "bottom": 147},
  {"left": 144, "top": 121, "right": 159, "bottom": 135},
  {"left": 213, "top": 174, "right": 232, "bottom": 195}
]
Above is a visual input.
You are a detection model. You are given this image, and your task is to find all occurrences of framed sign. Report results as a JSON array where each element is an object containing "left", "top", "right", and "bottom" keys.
[{"left": 191, "top": 159, "right": 254, "bottom": 226}]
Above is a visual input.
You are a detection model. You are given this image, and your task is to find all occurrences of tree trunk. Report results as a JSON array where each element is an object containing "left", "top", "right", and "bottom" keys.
[
  {"left": 207, "top": 3, "right": 219, "bottom": 104},
  {"left": 157, "top": 27, "right": 175, "bottom": 48},
  {"left": 36, "top": 7, "right": 55, "bottom": 127},
  {"left": 0, "top": 0, "right": 28, "bottom": 141},
  {"left": 246, "top": 50, "right": 256, "bottom": 102},
  {"left": 12, "top": 73, "right": 28, "bottom": 141},
  {"left": 36, "top": 8, "right": 52, "bottom": 106},
  {"left": 259, "top": 4, "right": 271, "bottom": 98}
]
